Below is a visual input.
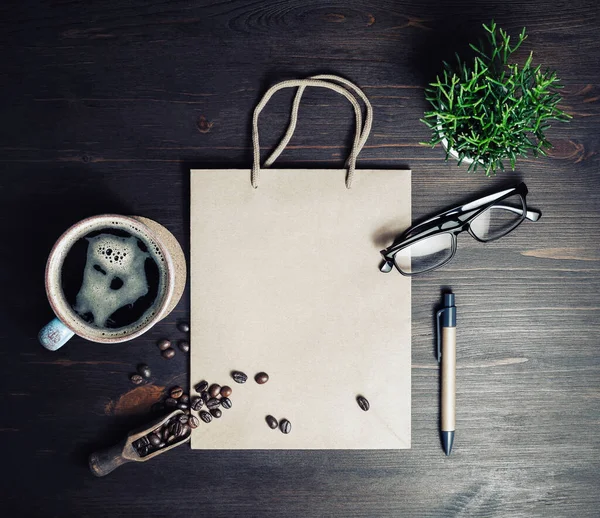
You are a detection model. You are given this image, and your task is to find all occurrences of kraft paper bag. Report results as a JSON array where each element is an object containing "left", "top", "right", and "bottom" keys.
[{"left": 190, "top": 76, "right": 411, "bottom": 449}]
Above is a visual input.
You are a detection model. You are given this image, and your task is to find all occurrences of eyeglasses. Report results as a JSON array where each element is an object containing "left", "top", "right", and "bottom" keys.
[{"left": 380, "top": 183, "right": 541, "bottom": 276}]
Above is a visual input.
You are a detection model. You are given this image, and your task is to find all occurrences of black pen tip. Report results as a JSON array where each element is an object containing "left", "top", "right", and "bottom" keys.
[{"left": 441, "top": 431, "right": 454, "bottom": 456}]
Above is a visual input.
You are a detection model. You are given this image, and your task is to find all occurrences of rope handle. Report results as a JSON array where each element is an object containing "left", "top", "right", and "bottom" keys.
[{"left": 251, "top": 75, "right": 373, "bottom": 189}]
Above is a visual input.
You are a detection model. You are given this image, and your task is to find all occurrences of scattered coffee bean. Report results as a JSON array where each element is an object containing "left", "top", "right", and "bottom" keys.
[
  {"left": 137, "top": 364, "right": 151, "bottom": 379},
  {"left": 207, "top": 398, "right": 220, "bottom": 410},
  {"left": 210, "top": 408, "right": 222, "bottom": 418},
  {"left": 195, "top": 380, "right": 209, "bottom": 393},
  {"left": 170, "top": 386, "right": 184, "bottom": 399},
  {"left": 165, "top": 397, "right": 178, "bottom": 408},
  {"left": 231, "top": 371, "right": 248, "bottom": 384},
  {"left": 177, "top": 402, "right": 188, "bottom": 411},
  {"left": 255, "top": 372, "right": 269, "bottom": 384},
  {"left": 188, "top": 415, "right": 199, "bottom": 429},
  {"left": 280, "top": 419, "right": 292, "bottom": 434},
  {"left": 201, "top": 391, "right": 210, "bottom": 403},
  {"left": 130, "top": 373, "right": 144, "bottom": 385},
  {"left": 149, "top": 433, "right": 161, "bottom": 447},
  {"left": 199, "top": 411, "right": 212, "bottom": 423},
  {"left": 208, "top": 384, "right": 221, "bottom": 398},
  {"left": 266, "top": 415, "right": 278, "bottom": 429},
  {"left": 178, "top": 340, "right": 190, "bottom": 353},
  {"left": 158, "top": 338, "right": 171, "bottom": 351},
  {"left": 180, "top": 394, "right": 190, "bottom": 404},
  {"left": 220, "top": 385, "right": 232, "bottom": 398},
  {"left": 190, "top": 396, "right": 203, "bottom": 411},
  {"left": 178, "top": 322, "right": 190, "bottom": 333},
  {"left": 190, "top": 395, "right": 204, "bottom": 410},
  {"left": 161, "top": 348, "right": 175, "bottom": 359},
  {"left": 356, "top": 395, "right": 370, "bottom": 412},
  {"left": 220, "top": 397, "right": 232, "bottom": 409}
]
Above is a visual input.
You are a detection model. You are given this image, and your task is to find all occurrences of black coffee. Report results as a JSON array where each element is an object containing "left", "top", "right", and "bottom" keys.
[{"left": 61, "top": 227, "right": 161, "bottom": 330}]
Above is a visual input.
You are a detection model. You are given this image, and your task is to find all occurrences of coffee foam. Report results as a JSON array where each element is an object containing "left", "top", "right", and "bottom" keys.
[
  {"left": 74, "top": 233, "right": 151, "bottom": 329},
  {"left": 49, "top": 217, "right": 169, "bottom": 340}
]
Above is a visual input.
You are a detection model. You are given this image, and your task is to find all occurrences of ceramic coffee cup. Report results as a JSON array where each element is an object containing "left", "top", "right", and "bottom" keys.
[{"left": 39, "top": 214, "right": 186, "bottom": 351}]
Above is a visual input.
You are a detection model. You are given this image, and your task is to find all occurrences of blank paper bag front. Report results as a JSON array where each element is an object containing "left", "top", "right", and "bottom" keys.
[{"left": 190, "top": 168, "right": 411, "bottom": 449}]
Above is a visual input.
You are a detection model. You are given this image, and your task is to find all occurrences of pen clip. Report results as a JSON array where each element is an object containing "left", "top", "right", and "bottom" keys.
[{"left": 436, "top": 309, "right": 445, "bottom": 363}]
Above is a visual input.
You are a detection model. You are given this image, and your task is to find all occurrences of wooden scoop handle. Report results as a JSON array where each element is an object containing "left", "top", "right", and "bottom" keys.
[{"left": 89, "top": 440, "right": 131, "bottom": 477}]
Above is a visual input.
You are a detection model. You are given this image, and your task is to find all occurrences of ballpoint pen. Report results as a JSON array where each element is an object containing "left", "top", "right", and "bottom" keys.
[{"left": 437, "top": 292, "right": 456, "bottom": 456}]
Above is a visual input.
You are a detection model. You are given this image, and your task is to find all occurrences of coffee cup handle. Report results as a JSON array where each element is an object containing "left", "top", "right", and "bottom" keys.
[{"left": 39, "top": 317, "right": 75, "bottom": 351}]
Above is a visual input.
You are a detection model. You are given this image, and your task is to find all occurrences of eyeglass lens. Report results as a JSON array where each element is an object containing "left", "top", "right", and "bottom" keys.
[
  {"left": 469, "top": 193, "right": 525, "bottom": 241},
  {"left": 394, "top": 233, "right": 453, "bottom": 274}
]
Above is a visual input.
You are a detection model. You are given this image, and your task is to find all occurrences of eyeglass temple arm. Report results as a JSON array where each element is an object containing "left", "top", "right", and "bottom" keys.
[
  {"left": 494, "top": 204, "right": 541, "bottom": 222},
  {"left": 402, "top": 188, "right": 521, "bottom": 238},
  {"left": 407, "top": 200, "right": 541, "bottom": 238}
]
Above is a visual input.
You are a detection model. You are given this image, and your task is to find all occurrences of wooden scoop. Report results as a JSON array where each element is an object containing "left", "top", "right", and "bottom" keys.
[{"left": 89, "top": 409, "right": 190, "bottom": 477}]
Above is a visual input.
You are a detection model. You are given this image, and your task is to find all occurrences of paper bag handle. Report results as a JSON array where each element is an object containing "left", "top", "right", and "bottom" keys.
[{"left": 251, "top": 75, "right": 373, "bottom": 189}]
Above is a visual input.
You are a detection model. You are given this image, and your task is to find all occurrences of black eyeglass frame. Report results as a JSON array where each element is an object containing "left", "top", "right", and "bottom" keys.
[{"left": 380, "top": 183, "right": 541, "bottom": 276}]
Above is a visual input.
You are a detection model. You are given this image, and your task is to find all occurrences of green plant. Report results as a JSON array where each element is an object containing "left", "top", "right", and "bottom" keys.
[{"left": 421, "top": 21, "right": 571, "bottom": 175}]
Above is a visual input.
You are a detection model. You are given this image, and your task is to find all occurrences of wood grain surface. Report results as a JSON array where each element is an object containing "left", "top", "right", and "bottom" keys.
[{"left": 1, "top": 1, "right": 599, "bottom": 516}]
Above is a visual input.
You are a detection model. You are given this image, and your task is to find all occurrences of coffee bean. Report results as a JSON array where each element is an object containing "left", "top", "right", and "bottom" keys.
[
  {"left": 254, "top": 372, "right": 269, "bottom": 384},
  {"left": 180, "top": 424, "right": 190, "bottom": 437},
  {"left": 162, "top": 427, "right": 171, "bottom": 441},
  {"left": 231, "top": 371, "right": 247, "bottom": 384},
  {"left": 149, "top": 433, "right": 161, "bottom": 447},
  {"left": 138, "top": 444, "right": 150, "bottom": 456},
  {"left": 158, "top": 338, "right": 171, "bottom": 351},
  {"left": 201, "top": 391, "right": 210, "bottom": 403},
  {"left": 207, "top": 398, "right": 220, "bottom": 410},
  {"left": 220, "top": 385, "right": 232, "bottom": 398},
  {"left": 220, "top": 397, "right": 232, "bottom": 409},
  {"left": 170, "top": 386, "right": 184, "bottom": 399},
  {"left": 265, "top": 415, "right": 278, "bottom": 429},
  {"left": 178, "top": 322, "right": 190, "bottom": 333},
  {"left": 178, "top": 340, "right": 190, "bottom": 353},
  {"left": 208, "top": 384, "right": 221, "bottom": 398},
  {"left": 279, "top": 419, "right": 292, "bottom": 434},
  {"left": 133, "top": 439, "right": 143, "bottom": 449},
  {"left": 178, "top": 414, "right": 189, "bottom": 424},
  {"left": 137, "top": 435, "right": 150, "bottom": 447},
  {"left": 170, "top": 421, "right": 183, "bottom": 436},
  {"left": 161, "top": 348, "right": 175, "bottom": 359},
  {"left": 167, "top": 434, "right": 177, "bottom": 444},
  {"left": 137, "top": 364, "right": 151, "bottom": 379},
  {"left": 195, "top": 380, "right": 208, "bottom": 393},
  {"left": 356, "top": 395, "right": 370, "bottom": 412},
  {"left": 210, "top": 408, "right": 222, "bottom": 418},
  {"left": 158, "top": 442, "right": 166, "bottom": 448},
  {"left": 130, "top": 373, "right": 144, "bottom": 385},
  {"left": 190, "top": 396, "right": 203, "bottom": 411},
  {"left": 188, "top": 415, "right": 199, "bottom": 429},
  {"left": 177, "top": 402, "right": 188, "bottom": 411},
  {"left": 180, "top": 394, "right": 190, "bottom": 404},
  {"left": 165, "top": 397, "right": 178, "bottom": 408},
  {"left": 199, "top": 411, "right": 212, "bottom": 423}
]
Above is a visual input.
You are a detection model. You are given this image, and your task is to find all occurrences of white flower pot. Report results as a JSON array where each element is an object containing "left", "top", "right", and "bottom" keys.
[{"left": 440, "top": 136, "right": 477, "bottom": 165}]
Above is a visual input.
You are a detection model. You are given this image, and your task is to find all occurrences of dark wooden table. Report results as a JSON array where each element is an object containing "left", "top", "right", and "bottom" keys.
[{"left": 1, "top": 1, "right": 599, "bottom": 516}]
